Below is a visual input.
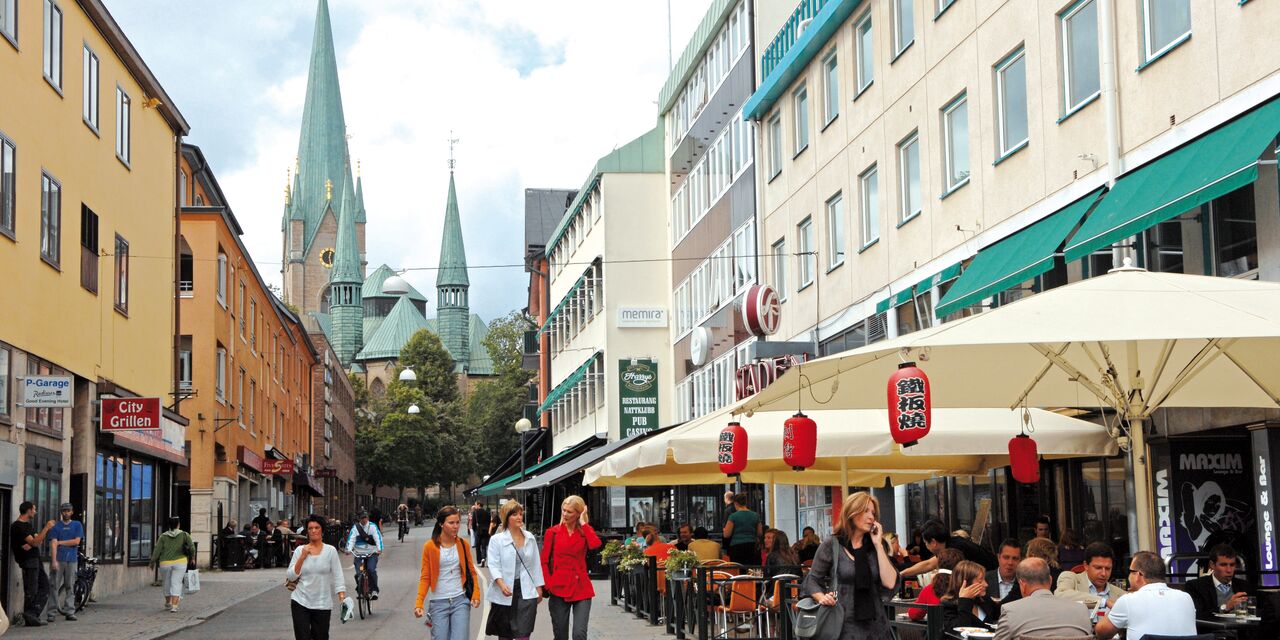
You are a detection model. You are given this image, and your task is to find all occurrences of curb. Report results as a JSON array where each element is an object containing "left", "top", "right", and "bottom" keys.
[{"left": 148, "top": 578, "right": 280, "bottom": 640}]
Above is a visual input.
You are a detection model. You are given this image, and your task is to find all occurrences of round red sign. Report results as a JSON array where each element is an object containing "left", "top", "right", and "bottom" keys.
[{"left": 742, "top": 284, "right": 781, "bottom": 337}]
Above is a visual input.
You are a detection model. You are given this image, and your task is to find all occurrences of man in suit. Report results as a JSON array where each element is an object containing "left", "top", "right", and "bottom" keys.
[
  {"left": 1056, "top": 541, "right": 1121, "bottom": 613},
  {"left": 985, "top": 538, "right": 1024, "bottom": 604},
  {"left": 994, "top": 557, "right": 1092, "bottom": 640},
  {"left": 1185, "top": 543, "right": 1251, "bottom": 618}
]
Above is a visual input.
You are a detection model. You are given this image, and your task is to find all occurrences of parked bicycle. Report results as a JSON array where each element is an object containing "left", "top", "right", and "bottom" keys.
[{"left": 73, "top": 551, "right": 99, "bottom": 613}]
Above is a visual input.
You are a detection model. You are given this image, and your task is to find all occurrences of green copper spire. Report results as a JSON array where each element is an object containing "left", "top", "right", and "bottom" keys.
[
  {"left": 329, "top": 166, "right": 363, "bottom": 365},
  {"left": 436, "top": 171, "right": 470, "bottom": 371},
  {"left": 287, "top": 0, "right": 351, "bottom": 254},
  {"left": 436, "top": 172, "right": 470, "bottom": 287},
  {"left": 354, "top": 171, "right": 366, "bottom": 224}
]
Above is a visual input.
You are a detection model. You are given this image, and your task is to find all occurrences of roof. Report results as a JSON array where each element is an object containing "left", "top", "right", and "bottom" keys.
[
  {"left": 329, "top": 166, "right": 361, "bottom": 283},
  {"left": 355, "top": 296, "right": 431, "bottom": 361},
  {"left": 465, "top": 314, "right": 494, "bottom": 376},
  {"left": 79, "top": 0, "right": 189, "bottom": 134},
  {"left": 362, "top": 264, "right": 428, "bottom": 301},
  {"left": 437, "top": 172, "right": 470, "bottom": 287},
  {"left": 657, "top": 0, "right": 740, "bottom": 114},
  {"left": 524, "top": 188, "right": 576, "bottom": 253}
]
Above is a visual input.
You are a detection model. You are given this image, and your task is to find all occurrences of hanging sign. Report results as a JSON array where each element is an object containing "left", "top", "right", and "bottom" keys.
[
  {"left": 887, "top": 362, "right": 931, "bottom": 447},
  {"left": 100, "top": 397, "right": 161, "bottom": 432},
  {"left": 742, "top": 284, "right": 781, "bottom": 337},
  {"left": 718, "top": 422, "right": 748, "bottom": 475},
  {"left": 619, "top": 358, "right": 659, "bottom": 438},
  {"left": 262, "top": 459, "right": 296, "bottom": 475},
  {"left": 735, "top": 353, "right": 808, "bottom": 400},
  {"left": 21, "top": 376, "right": 73, "bottom": 408}
]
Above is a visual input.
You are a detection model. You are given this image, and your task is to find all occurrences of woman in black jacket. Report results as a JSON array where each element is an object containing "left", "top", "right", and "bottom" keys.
[
  {"left": 939, "top": 560, "right": 1001, "bottom": 633},
  {"left": 800, "top": 492, "right": 898, "bottom": 640}
]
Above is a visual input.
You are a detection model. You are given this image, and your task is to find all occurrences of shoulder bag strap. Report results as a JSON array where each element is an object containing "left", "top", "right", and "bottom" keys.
[
  {"left": 547, "top": 527, "right": 558, "bottom": 575},
  {"left": 832, "top": 539, "right": 840, "bottom": 592}
]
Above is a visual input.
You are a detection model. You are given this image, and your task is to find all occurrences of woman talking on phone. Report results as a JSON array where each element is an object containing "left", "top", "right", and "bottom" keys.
[
  {"left": 541, "top": 495, "right": 601, "bottom": 640},
  {"left": 800, "top": 491, "right": 899, "bottom": 640}
]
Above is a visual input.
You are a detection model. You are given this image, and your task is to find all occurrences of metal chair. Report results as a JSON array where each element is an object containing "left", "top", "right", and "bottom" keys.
[
  {"left": 762, "top": 573, "right": 802, "bottom": 637},
  {"left": 713, "top": 574, "right": 766, "bottom": 639}
]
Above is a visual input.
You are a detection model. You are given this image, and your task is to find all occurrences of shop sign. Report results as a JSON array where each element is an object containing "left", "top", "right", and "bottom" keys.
[
  {"left": 618, "top": 358, "right": 658, "bottom": 438},
  {"left": 1163, "top": 438, "right": 1254, "bottom": 576},
  {"left": 734, "top": 353, "right": 807, "bottom": 400},
  {"left": 21, "top": 376, "right": 73, "bottom": 408},
  {"left": 1251, "top": 426, "right": 1280, "bottom": 587},
  {"left": 617, "top": 307, "right": 667, "bottom": 328},
  {"left": 100, "top": 397, "right": 161, "bottom": 431},
  {"left": 262, "top": 459, "right": 295, "bottom": 475},
  {"left": 313, "top": 468, "right": 338, "bottom": 478},
  {"left": 238, "top": 445, "right": 264, "bottom": 474},
  {"left": 742, "top": 285, "right": 781, "bottom": 337}
]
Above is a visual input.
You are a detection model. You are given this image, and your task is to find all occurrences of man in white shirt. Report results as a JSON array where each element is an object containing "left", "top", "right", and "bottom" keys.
[
  {"left": 1095, "top": 551, "right": 1197, "bottom": 640},
  {"left": 1056, "top": 542, "right": 1121, "bottom": 614}
]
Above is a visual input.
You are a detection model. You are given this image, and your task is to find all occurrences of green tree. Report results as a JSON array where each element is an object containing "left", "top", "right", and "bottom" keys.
[
  {"left": 465, "top": 309, "right": 538, "bottom": 474},
  {"left": 399, "top": 329, "right": 459, "bottom": 405},
  {"left": 482, "top": 310, "right": 534, "bottom": 376}
]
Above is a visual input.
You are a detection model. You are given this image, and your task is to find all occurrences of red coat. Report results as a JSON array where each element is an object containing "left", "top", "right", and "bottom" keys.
[{"left": 540, "top": 523, "right": 602, "bottom": 602}]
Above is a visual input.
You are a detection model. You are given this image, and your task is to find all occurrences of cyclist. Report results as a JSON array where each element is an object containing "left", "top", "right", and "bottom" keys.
[
  {"left": 396, "top": 504, "right": 410, "bottom": 542},
  {"left": 344, "top": 510, "right": 384, "bottom": 600}
]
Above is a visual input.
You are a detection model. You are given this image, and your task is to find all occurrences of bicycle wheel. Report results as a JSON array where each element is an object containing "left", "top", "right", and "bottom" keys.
[
  {"left": 73, "top": 578, "right": 88, "bottom": 612},
  {"left": 357, "top": 572, "right": 369, "bottom": 619}
]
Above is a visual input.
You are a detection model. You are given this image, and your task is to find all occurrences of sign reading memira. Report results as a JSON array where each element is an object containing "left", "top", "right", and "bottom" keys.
[
  {"left": 100, "top": 397, "right": 161, "bottom": 432},
  {"left": 619, "top": 359, "right": 659, "bottom": 438},
  {"left": 21, "top": 376, "right": 73, "bottom": 408}
]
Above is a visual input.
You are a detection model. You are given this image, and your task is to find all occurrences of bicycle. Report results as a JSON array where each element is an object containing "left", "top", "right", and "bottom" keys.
[
  {"left": 398, "top": 520, "right": 409, "bottom": 543},
  {"left": 352, "top": 549, "right": 376, "bottom": 619},
  {"left": 73, "top": 551, "right": 99, "bottom": 613}
]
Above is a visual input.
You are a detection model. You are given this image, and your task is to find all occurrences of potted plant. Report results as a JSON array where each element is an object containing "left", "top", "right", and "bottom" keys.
[
  {"left": 600, "top": 540, "right": 625, "bottom": 565},
  {"left": 664, "top": 550, "right": 700, "bottom": 581},
  {"left": 617, "top": 545, "right": 646, "bottom": 574}
]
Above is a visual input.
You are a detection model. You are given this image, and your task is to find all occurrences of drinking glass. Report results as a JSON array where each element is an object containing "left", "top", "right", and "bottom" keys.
[{"left": 1246, "top": 595, "right": 1257, "bottom": 618}]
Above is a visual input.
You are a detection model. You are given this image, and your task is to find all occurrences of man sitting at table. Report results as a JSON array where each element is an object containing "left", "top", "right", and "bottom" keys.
[
  {"left": 687, "top": 526, "right": 722, "bottom": 562},
  {"left": 1095, "top": 551, "right": 1197, "bottom": 640},
  {"left": 985, "top": 539, "right": 1023, "bottom": 604},
  {"left": 673, "top": 523, "right": 694, "bottom": 552},
  {"left": 901, "top": 520, "right": 998, "bottom": 577},
  {"left": 1186, "top": 543, "right": 1251, "bottom": 618},
  {"left": 994, "top": 557, "right": 1091, "bottom": 640},
  {"left": 1056, "top": 541, "right": 1121, "bottom": 614}
]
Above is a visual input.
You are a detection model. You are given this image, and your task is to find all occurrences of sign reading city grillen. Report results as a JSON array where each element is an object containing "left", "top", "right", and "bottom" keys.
[
  {"left": 100, "top": 397, "right": 161, "bottom": 432},
  {"left": 619, "top": 358, "right": 659, "bottom": 438}
]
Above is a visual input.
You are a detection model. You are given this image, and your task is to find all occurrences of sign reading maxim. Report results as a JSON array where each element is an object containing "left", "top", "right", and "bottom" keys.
[{"left": 619, "top": 358, "right": 659, "bottom": 438}]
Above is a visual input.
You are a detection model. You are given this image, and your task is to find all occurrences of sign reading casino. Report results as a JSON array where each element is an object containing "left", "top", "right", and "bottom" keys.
[{"left": 619, "top": 358, "right": 659, "bottom": 438}]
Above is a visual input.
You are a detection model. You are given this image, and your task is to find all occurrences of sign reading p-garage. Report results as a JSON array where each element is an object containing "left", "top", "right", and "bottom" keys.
[
  {"left": 21, "top": 376, "right": 73, "bottom": 408},
  {"left": 101, "top": 397, "right": 162, "bottom": 432}
]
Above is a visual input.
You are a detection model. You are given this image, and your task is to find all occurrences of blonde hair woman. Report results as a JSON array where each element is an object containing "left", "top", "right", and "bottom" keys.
[
  {"left": 485, "top": 501, "right": 543, "bottom": 640},
  {"left": 1024, "top": 537, "right": 1063, "bottom": 590},
  {"left": 540, "top": 495, "right": 601, "bottom": 640},
  {"left": 799, "top": 491, "right": 899, "bottom": 640}
]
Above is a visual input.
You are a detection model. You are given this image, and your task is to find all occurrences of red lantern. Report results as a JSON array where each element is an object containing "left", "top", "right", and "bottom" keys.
[
  {"left": 718, "top": 422, "right": 748, "bottom": 476},
  {"left": 1008, "top": 434, "right": 1040, "bottom": 484},
  {"left": 887, "top": 362, "right": 931, "bottom": 447},
  {"left": 783, "top": 412, "right": 817, "bottom": 471}
]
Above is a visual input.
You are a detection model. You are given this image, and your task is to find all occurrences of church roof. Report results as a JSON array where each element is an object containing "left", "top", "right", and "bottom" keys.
[
  {"left": 363, "top": 264, "right": 428, "bottom": 301},
  {"left": 355, "top": 174, "right": 366, "bottom": 223},
  {"left": 329, "top": 167, "right": 362, "bottom": 283},
  {"left": 356, "top": 296, "right": 430, "bottom": 361},
  {"left": 436, "top": 172, "right": 470, "bottom": 288}
]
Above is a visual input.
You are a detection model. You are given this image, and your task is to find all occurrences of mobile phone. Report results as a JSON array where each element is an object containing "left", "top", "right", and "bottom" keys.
[{"left": 424, "top": 611, "right": 433, "bottom": 627}]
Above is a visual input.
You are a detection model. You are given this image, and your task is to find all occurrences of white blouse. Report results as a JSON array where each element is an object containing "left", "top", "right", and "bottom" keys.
[{"left": 288, "top": 543, "right": 347, "bottom": 610}]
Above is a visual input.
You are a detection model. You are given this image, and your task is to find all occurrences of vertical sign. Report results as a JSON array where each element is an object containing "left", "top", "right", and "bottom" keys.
[
  {"left": 1251, "top": 426, "right": 1280, "bottom": 587},
  {"left": 618, "top": 358, "right": 658, "bottom": 438},
  {"left": 1168, "top": 438, "right": 1256, "bottom": 579}
]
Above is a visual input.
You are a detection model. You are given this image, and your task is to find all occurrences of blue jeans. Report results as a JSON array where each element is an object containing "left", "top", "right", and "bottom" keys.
[
  {"left": 354, "top": 554, "right": 379, "bottom": 593},
  {"left": 428, "top": 595, "right": 471, "bottom": 640}
]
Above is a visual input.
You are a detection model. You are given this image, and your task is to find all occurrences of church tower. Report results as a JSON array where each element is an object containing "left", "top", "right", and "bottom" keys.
[
  {"left": 282, "top": 0, "right": 366, "bottom": 315},
  {"left": 329, "top": 168, "right": 363, "bottom": 365},
  {"left": 436, "top": 169, "right": 471, "bottom": 373}
]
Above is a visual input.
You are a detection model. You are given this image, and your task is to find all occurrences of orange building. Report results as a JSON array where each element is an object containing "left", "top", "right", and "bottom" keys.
[{"left": 177, "top": 144, "right": 319, "bottom": 566}]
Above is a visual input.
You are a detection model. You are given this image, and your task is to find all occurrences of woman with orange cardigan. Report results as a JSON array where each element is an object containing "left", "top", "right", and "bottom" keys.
[{"left": 414, "top": 506, "right": 481, "bottom": 640}]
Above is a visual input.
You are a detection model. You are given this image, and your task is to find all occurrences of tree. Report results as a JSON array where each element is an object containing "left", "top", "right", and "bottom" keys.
[
  {"left": 482, "top": 310, "right": 535, "bottom": 377},
  {"left": 465, "top": 309, "right": 538, "bottom": 473},
  {"left": 399, "top": 329, "right": 459, "bottom": 405}
]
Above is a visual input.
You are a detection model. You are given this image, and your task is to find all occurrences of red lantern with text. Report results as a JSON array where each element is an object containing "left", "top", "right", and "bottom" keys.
[
  {"left": 887, "top": 362, "right": 931, "bottom": 447},
  {"left": 718, "top": 422, "right": 748, "bottom": 476},
  {"left": 1008, "top": 434, "right": 1040, "bottom": 484},
  {"left": 782, "top": 412, "right": 817, "bottom": 471}
]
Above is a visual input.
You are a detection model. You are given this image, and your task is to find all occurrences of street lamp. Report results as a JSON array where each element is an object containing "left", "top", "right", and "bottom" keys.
[
  {"left": 382, "top": 273, "right": 412, "bottom": 296},
  {"left": 407, "top": 404, "right": 421, "bottom": 414},
  {"left": 515, "top": 418, "right": 533, "bottom": 480},
  {"left": 399, "top": 367, "right": 417, "bottom": 382}
]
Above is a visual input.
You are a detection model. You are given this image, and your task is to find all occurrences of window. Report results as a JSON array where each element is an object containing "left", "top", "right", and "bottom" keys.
[
  {"left": 897, "top": 132, "right": 921, "bottom": 222},
  {"left": 942, "top": 94, "right": 970, "bottom": 192},
  {"left": 237, "top": 368, "right": 245, "bottom": 426},
  {"left": 772, "top": 238, "right": 788, "bottom": 301},
  {"left": 768, "top": 114, "right": 783, "bottom": 178},
  {"left": 40, "top": 172, "right": 61, "bottom": 266},
  {"left": 893, "top": 0, "right": 914, "bottom": 56},
  {"left": 826, "top": 192, "right": 845, "bottom": 269},
  {"left": 115, "top": 87, "right": 131, "bottom": 164},
  {"left": 43, "top": 0, "right": 61, "bottom": 88},
  {"left": 215, "top": 345, "right": 226, "bottom": 401},
  {"left": 249, "top": 299, "right": 257, "bottom": 350},
  {"left": 1142, "top": 0, "right": 1190, "bottom": 62},
  {"left": 1060, "top": 0, "right": 1100, "bottom": 113},
  {"left": 113, "top": 235, "right": 128, "bottom": 314},
  {"left": 1, "top": 0, "right": 15, "bottom": 45},
  {"left": 129, "top": 460, "right": 154, "bottom": 563},
  {"left": 80, "top": 205, "right": 98, "bottom": 292},
  {"left": 797, "top": 217, "right": 815, "bottom": 289},
  {"left": 822, "top": 53, "right": 839, "bottom": 124},
  {"left": 25, "top": 447, "right": 61, "bottom": 559},
  {"left": 25, "top": 357, "right": 65, "bottom": 435},
  {"left": 82, "top": 45, "right": 99, "bottom": 130},
  {"left": 179, "top": 170, "right": 186, "bottom": 206},
  {"left": 216, "top": 250, "right": 227, "bottom": 304},
  {"left": 178, "top": 337, "right": 192, "bottom": 390},
  {"left": 0, "top": 345, "right": 9, "bottom": 421},
  {"left": 936, "top": 0, "right": 957, "bottom": 15},
  {"left": 1, "top": 134, "right": 14, "bottom": 238},
  {"left": 249, "top": 379, "right": 256, "bottom": 432},
  {"left": 996, "top": 48, "right": 1029, "bottom": 157},
  {"left": 95, "top": 453, "right": 125, "bottom": 562},
  {"left": 793, "top": 85, "right": 809, "bottom": 154},
  {"left": 238, "top": 280, "right": 246, "bottom": 334},
  {"left": 860, "top": 165, "right": 880, "bottom": 247},
  {"left": 855, "top": 13, "right": 873, "bottom": 93},
  {"left": 1210, "top": 185, "right": 1258, "bottom": 277}
]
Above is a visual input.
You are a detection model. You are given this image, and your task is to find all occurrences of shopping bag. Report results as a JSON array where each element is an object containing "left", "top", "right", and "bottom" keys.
[
  {"left": 0, "top": 597, "right": 10, "bottom": 635},
  {"left": 340, "top": 596, "right": 355, "bottom": 623},
  {"left": 184, "top": 569, "right": 201, "bottom": 593}
]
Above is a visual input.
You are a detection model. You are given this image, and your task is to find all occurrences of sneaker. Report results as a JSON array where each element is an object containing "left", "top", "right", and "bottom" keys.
[
  {"left": 170, "top": 605, "right": 180, "bottom": 613},
  {"left": 46, "top": 614, "right": 55, "bottom": 623},
  {"left": 64, "top": 614, "right": 77, "bottom": 621},
  {"left": 370, "top": 591, "right": 379, "bottom": 600}
]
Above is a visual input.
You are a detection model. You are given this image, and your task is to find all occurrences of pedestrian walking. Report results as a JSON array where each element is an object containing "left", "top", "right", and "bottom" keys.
[
  {"left": 286, "top": 514, "right": 348, "bottom": 640},
  {"left": 486, "top": 500, "right": 544, "bottom": 640},
  {"left": 802, "top": 491, "right": 900, "bottom": 640},
  {"left": 47, "top": 502, "right": 84, "bottom": 622},
  {"left": 149, "top": 516, "right": 195, "bottom": 613},
  {"left": 414, "top": 505, "right": 481, "bottom": 640},
  {"left": 541, "top": 495, "right": 601, "bottom": 640},
  {"left": 10, "top": 500, "right": 53, "bottom": 627},
  {"left": 470, "top": 501, "right": 491, "bottom": 565}
]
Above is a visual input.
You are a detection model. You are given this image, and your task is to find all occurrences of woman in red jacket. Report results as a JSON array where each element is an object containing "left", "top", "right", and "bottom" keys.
[{"left": 540, "top": 495, "right": 601, "bottom": 640}]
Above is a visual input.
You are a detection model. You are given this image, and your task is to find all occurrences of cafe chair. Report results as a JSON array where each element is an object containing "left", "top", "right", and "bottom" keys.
[
  {"left": 763, "top": 573, "right": 802, "bottom": 636},
  {"left": 713, "top": 574, "right": 765, "bottom": 639}
]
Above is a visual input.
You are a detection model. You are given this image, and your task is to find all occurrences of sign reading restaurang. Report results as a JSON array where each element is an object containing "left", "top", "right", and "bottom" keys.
[
  {"left": 21, "top": 376, "right": 73, "bottom": 408},
  {"left": 619, "top": 358, "right": 659, "bottom": 438},
  {"left": 100, "top": 397, "right": 161, "bottom": 432}
]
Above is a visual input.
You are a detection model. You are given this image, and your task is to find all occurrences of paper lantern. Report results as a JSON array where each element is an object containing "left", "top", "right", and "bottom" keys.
[
  {"left": 718, "top": 422, "right": 748, "bottom": 475},
  {"left": 1009, "top": 434, "right": 1040, "bottom": 484},
  {"left": 783, "top": 412, "right": 817, "bottom": 471},
  {"left": 887, "top": 362, "right": 931, "bottom": 447}
]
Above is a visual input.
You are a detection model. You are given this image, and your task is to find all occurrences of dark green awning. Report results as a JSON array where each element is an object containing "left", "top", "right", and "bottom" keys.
[
  {"left": 476, "top": 437, "right": 602, "bottom": 497},
  {"left": 1064, "top": 96, "right": 1280, "bottom": 261},
  {"left": 536, "top": 273, "right": 588, "bottom": 338},
  {"left": 936, "top": 189, "right": 1105, "bottom": 318},
  {"left": 536, "top": 352, "right": 598, "bottom": 414},
  {"left": 915, "top": 264, "right": 962, "bottom": 294}
]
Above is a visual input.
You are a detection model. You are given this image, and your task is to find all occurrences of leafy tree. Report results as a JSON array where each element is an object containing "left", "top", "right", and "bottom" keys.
[
  {"left": 465, "top": 308, "right": 538, "bottom": 473},
  {"left": 482, "top": 311, "right": 535, "bottom": 376},
  {"left": 399, "top": 329, "right": 459, "bottom": 405}
]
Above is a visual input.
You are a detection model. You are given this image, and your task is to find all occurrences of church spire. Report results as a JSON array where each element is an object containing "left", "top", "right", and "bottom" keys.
[
  {"left": 329, "top": 165, "right": 363, "bottom": 365},
  {"left": 436, "top": 143, "right": 471, "bottom": 372}
]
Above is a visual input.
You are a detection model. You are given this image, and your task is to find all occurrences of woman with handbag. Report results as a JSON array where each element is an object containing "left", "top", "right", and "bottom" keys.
[
  {"left": 149, "top": 516, "right": 194, "bottom": 613},
  {"left": 800, "top": 491, "right": 899, "bottom": 640},
  {"left": 414, "top": 506, "right": 481, "bottom": 640},
  {"left": 541, "top": 495, "right": 601, "bottom": 640},
  {"left": 486, "top": 501, "right": 544, "bottom": 640},
  {"left": 286, "top": 515, "right": 348, "bottom": 640}
]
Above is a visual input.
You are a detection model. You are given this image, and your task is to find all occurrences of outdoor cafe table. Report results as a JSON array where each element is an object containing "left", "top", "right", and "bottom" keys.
[
  {"left": 1197, "top": 613, "right": 1264, "bottom": 639},
  {"left": 887, "top": 597, "right": 944, "bottom": 640}
]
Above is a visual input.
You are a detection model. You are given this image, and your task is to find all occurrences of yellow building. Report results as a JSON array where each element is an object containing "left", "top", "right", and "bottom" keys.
[
  {"left": 178, "top": 144, "right": 320, "bottom": 568},
  {"left": 0, "top": 0, "right": 189, "bottom": 601}
]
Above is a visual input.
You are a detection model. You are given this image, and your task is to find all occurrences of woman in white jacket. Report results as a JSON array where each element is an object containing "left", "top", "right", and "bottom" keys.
[{"left": 485, "top": 501, "right": 544, "bottom": 640}]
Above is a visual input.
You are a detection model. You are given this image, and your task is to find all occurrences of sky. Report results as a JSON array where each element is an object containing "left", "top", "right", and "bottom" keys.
[{"left": 108, "top": 0, "right": 712, "bottom": 322}]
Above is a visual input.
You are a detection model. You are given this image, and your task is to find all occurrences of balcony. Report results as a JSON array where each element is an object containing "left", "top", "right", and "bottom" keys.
[
  {"left": 760, "top": 0, "right": 831, "bottom": 79},
  {"left": 669, "top": 44, "right": 754, "bottom": 176}
]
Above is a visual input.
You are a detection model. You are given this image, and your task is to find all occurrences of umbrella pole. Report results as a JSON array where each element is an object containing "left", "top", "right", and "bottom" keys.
[
  {"left": 1128, "top": 415, "right": 1156, "bottom": 554},
  {"left": 841, "top": 458, "right": 849, "bottom": 493},
  {"left": 767, "top": 474, "right": 776, "bottom": 529}
]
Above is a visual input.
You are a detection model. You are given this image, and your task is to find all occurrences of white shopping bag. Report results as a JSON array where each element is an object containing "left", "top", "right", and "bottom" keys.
[
  {"left": 340, "top": 596, "right": 355, "bottom": 623},
  {"left": 184, "top": 569, "right": 201, "bottom": 593}
]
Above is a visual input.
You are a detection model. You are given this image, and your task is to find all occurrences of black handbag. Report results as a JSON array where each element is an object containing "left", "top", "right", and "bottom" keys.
[{"left": 792, "top": 541, "right": 844, "bottom": 640}]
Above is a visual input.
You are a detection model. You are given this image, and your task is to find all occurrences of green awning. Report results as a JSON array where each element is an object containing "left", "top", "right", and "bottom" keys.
[
  {"left": 914, "top": 264, "right": 962, "bottom": 294},
  {"left": 1064, "top": 96, "right": 1280, "bottom": 261},
  {"left": 936, "top": 189, "right": 1105, "bottom": 318},
  {"left": 875, "top": 297, "right": 891, "bottom": 314},
  {"left": 890, "top": 288, "right": 915, "bottom": 308},
  {"left": 537, "top": 352, "right": 598, "bottom": 414},
  {"left": 536, "top": 273, "right": 589, "bottom": 338},
  {"left": 476, "top": 437, "right": 602, "bottom": 497}
]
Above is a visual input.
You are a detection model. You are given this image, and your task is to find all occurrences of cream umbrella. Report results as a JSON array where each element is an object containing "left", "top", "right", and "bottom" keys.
[{"left": 733, "top": 268, "right": 1280, "bottom": 549}]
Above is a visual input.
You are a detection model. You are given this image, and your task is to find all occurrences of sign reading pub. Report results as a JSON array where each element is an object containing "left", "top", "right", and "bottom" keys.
[{"left": 619, "top": 358, "right": 659, "bottom": 438}]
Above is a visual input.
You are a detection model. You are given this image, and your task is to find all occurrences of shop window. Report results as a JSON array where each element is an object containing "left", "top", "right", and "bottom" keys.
[
  {"left": 24, "top": 446, "right": 61, "bottom": 558},
  {"left": 797, "top": 486, "right": 834, "bottom": 540},
  {"left": 1210, "top": 184, "right": 1258, "bottom": 278},
  {"left": 128, "top": 460, "right": 154, "bottom": 563},
  {"left": 25, "top": 357, "right": 65, "bottom": 436},
  {"left": 95, "top": 453, "right": 125, "bottom": 562}
]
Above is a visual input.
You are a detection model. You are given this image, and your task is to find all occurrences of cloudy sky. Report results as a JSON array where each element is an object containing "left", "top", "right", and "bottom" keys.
[{"left": 110, "top": 0, "right": 711, "bottom": 321}]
